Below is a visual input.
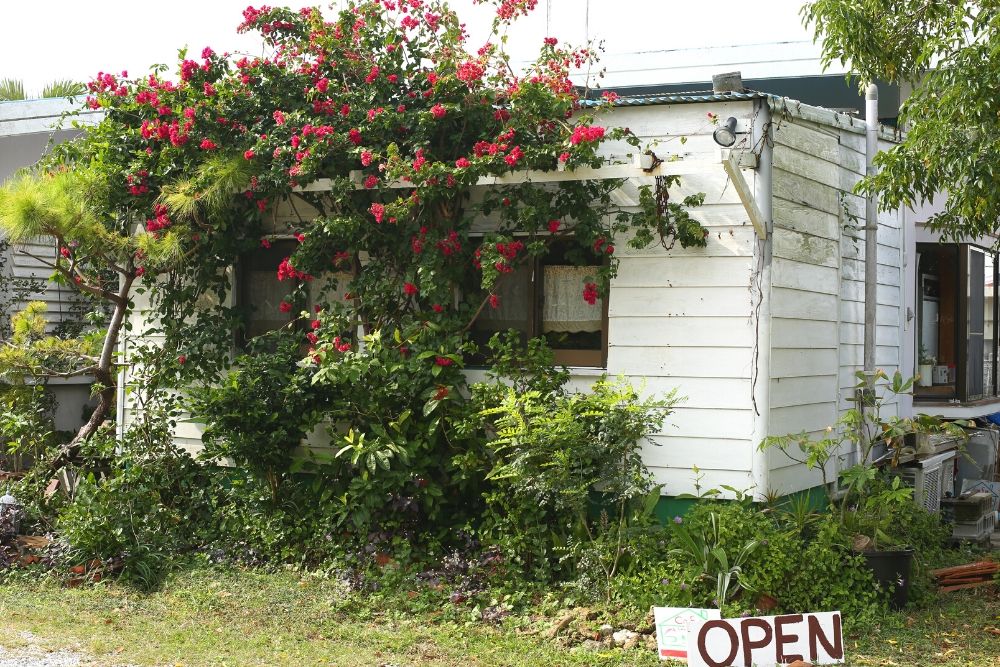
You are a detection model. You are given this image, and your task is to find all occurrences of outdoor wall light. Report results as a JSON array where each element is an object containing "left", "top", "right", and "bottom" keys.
[{"left": 712, "top": 116, "right": 739, "bottom": 147}]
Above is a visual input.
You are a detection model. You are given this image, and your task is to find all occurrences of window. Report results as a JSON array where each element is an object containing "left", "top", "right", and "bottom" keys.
[
  {"left": 237, "top": 239, "right": 300, "bottom": 342},
  {"left": 235, "top": 239, "right": 351, "bottom": 347},
  {"left": 471, "top": 240, "right": 608, "bottom": 367},
  {"left": 915, "top": 243, "right": 998, "bottom": 402}
]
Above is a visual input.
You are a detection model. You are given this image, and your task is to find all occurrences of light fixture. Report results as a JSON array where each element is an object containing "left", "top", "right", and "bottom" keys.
[{"left": 712, "top": 116, "right": 739, "bottom": 147}]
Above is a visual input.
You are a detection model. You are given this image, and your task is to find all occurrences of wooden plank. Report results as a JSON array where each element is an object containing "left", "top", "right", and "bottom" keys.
[
  {"left": 648, "top": 467, "right": 757, "bottom": 499},
  {"left": 636, "top": 376, "right": 753, "bottom": 411},
  {"left": 723, "top": 154, "right": 767, "bottom": 239},
  {"left": 609, "top": 345, "right": 752, "bottom": 378},
  {"left": 611, "top": 255, "right": 753, "bottom": 288},
  {"left": 770, "top": 348, "right": 839, "bottom": 378},
  {"left": 770, "top": 318, "right": 838, "bottom": 349},
  {"left": 610, "top": 315, "right": 754, "bottom": 348},
  {"left": 770, "top": 287, "right": 839, "bottom": 322},
  {"left": 770, "top": 402, "right": 839, "bottom": 436},
  {"left": 773, "top": 120, "right": 841, "bottom": 164},
  {"left": 770, "top": 374, "right": 839, "bottom": 409},
  {"left": 773, "top": 168, "right": 840, "bottom": 216},
  {"left": 774, "top": 144, "right": 841, "bottom": 190},
  {"left": 617, "top": 225, "right": 755, "bottom": 258},
  {"left": 773, "top": 197, "right": 840, "bottom": 240},
  {"left": 773, "top": 228, "right": 840, "bottom": 268},
  {"left": 609, "top": 286, "right": 752, "bottom": 318},
  {"left": 840, "top": 279, "right": 901, "bottom": 307},
  {"left": 658, "top": 406, "right": 754, "bottom": 440},
  {"left": 771, "top": 258, "right": 839, "bottom": 295},
  {"left": 642, "top": 436, "right": 753, "bottom": 471}
]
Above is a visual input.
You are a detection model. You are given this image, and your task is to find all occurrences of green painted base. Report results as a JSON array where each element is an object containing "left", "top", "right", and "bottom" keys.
[{"left": 653, "top": 485, "right": 830, "bottom": 524}]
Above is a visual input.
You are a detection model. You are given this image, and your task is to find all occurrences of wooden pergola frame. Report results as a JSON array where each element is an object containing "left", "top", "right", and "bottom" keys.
[{"left": 296, "top": 149, "right": 768, "bottom": 239}]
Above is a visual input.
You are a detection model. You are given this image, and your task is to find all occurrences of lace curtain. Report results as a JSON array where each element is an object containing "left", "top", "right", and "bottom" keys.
[{"left": 542, "top": 265, "right": 602, "bottom": 333}]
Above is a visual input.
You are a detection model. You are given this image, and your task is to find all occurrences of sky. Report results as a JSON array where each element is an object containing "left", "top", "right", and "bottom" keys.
[{"left": 1, "top": 0, "right": 815, "bottom": 96}]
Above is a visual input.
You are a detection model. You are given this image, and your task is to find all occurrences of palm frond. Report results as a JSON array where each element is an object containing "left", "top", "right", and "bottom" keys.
[
  {"left": 0, "top": 78, "right": 26, "bottom": 101},
  {"left": 41, "top": 79, "right": 85, "bottom": 98}
]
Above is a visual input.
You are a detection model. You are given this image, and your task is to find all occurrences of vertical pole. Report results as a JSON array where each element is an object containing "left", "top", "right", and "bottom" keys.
[
  {"left": 750, "top": 99, "right": 773, "bottom": 499},
  {"left": 864, "top": 84, "right": 879, "bottom": 374}
]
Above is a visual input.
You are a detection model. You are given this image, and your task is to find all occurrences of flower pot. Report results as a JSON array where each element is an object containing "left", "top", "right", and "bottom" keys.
[
  {"left": 862, "top": 548, "right": 914, "bottom": 610},
  {"left": 917, "top": 365, "right": 933, "bottom": 387}
]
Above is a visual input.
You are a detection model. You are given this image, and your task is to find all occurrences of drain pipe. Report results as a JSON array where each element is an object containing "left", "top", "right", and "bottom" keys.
[{"left": 864, "top": 84, "right": 879, "bottom": 376}]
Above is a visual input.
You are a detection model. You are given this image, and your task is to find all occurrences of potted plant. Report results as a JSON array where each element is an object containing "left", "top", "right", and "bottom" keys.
[
  {"left": 918, "top": 347, "right": 935, "bottom": 387},
  {"left": 842, "top": 475, "right": 916, "bottom": 609}
]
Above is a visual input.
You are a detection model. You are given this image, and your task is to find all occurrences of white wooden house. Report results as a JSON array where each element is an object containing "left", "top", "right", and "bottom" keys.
[
  {"left": 0, "top": 98, "right": 102, "bottom": 432},
  {"left": 118, "top": 88, "right": 917, "bottom": 503}
]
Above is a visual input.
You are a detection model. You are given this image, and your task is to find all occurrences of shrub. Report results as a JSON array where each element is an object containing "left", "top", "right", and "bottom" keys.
[{"left": 478, "top": 373, "right": 678, "bottom": 588}]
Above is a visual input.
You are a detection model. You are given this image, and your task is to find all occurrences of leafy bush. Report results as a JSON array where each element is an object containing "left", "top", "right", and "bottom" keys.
[
  {"left": 192, "top": 332, "right": 328, "bottom": 500},
  {"left": 478, "top": 372, "right": 678, "bottom": 588},
  {"left": 53, "top": 416, "right": 214, "bottom": 589}
]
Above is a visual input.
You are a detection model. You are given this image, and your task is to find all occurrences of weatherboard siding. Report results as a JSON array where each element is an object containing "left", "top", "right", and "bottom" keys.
[{"left": 765, "top": 115, "right": 901, "bottom": 494}]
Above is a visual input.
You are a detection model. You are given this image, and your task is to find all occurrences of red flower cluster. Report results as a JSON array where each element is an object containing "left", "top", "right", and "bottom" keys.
[
  {"left": 488, "top": 294, "right": 500, "bottom": 309},
  {"left": 332, "top": 336, "right": 351, "bottom": 353},
  {"left": 199, "top": 138, "right": 218, "bottom": 150},
  {"left": 548, "top": 219, "right": 561, "bottom": 233},
  {"left": 436, "top": 230, "right": 461, "bottom": 256},
  {"left": 145, "top": 204, "right": 172, "bottom": 232},
  {"left": 455, "top": 157, "right": 471, "bottom": 168},
  {"left": 593, "top": 237, "right": 614, "bottom": 255},
  {"left": 126, "top": 170, "right": 149, "bottom": 196},
  {"left": 370, "top": 202, "right": 386, "bottom": 223},
  {"left": 434, "top": 356, "right": 453, "bottom": 366},
  {"left": 583, "top": 282, "right": 599, "bottom": 305},
  {"left": 496, "top": 239, "right": 524, "bottom": 260},
  {"left": 364, "top": 175, "right": 379, "bottom": 188},
  {"left": 570, "top": 125, "right": 606, "bottom": 145},
  {"left": 277, "top": 257, "right": 313, "bottom": 282},
  {"left": 456, "top": 60, "right": 485, "bottom": 84},
  {"left": 279, "top": 300, "right": 292, "bottom": 313},
  {"left": 403, "top": 282, "right": 419, "bottom": 295},
  {"left": 360, "top": 150, "right": 374, "bottom": 166},
  {"left": 431, "top": 103, "right": 447, "bottom": 119}
]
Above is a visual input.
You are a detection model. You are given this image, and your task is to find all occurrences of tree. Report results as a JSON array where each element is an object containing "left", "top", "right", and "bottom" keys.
[
  {"left": 0, "top": 0, "right": 705, "bottom": 471},
  {"left": 803, "top": 1, "right": 1000, "bottom": 240}
]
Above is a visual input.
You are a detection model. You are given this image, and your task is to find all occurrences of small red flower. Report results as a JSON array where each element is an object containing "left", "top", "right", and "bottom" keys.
[
  {"left": 279, "top": 301, "right": 292, "bottom": 313},
  {"left": 244, "top": 149, "right": 255, "bottom": 160},
  {"left": 548, "top": 220, "right": 560, "bottom": 234},
  {"left": 455, "top": 157, "right": 471, "bottom": 168},
  {"left": 59, "top": 247, "right": 71, "bottom": 258},
  {"left": 434, "top": 356, "right": 453, "bottom": 367},
  {"left": 310, "top": 319, "right": 321, "bottom": 330},
  {"left": 432, "top": 304, "right": 443, "bottom": 313},
  {"left": 199, "top": 138, "right": 218, "bottom": 150},
  {"left": 360, "top": 150, "right": 373, "bottom": 167},
  {"left": 260, "top": 238, "right": 271, "bottom": 249},
  {"left": 403, "top": 282, "right": 419, "bottom": 295},
  {"left": 177, "top": 354, "right": 187, "bottom": 365},
  {"left": 433, "top": 386, "right": 450, "bottom": 400},
  {"left": 583, "top": 282, "right": 599, "bottom": 305},
  {"left": 369, "top": 202, "right": 386, "bottom": 223},
  {"left": 431, "top": 103, "right": 446, "bottom": 119},
  {"left": 489, "top": 294, "right": 500, "bottom": 309},
  {"left": 364, "top": 175, "right": 379, "bottom": 189}
]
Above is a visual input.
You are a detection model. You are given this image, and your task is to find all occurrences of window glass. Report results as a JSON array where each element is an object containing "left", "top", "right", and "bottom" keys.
[
  {"left": 915, "top": 244, "right": 959, "bottom": 399},
  {"left": 238, "top": 240, "right": 298, "bottom": 342}
]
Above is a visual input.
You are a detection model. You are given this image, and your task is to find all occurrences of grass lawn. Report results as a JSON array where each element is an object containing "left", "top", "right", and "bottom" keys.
[{"left": 0, "top": 565, "right": 998, "bottom": 666}]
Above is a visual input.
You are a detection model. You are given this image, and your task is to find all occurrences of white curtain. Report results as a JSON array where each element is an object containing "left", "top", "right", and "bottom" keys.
[{"left": 542, "top": 265, "right": 602, "bottom": 333}]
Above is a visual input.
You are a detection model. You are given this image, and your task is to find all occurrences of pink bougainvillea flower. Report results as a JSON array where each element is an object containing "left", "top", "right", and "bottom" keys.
[
  {"left": 369, "top": 202, "right": 386, "bottom": 223},
  {"left": 360, "top": 150, "right": 373, "bottom": 166},
  {"left": 244, "top": 149, "right": 255, "bottom": 160},
  {"left": 455, "top": 157, "right": 471, "bottom": 168},
  {"left": 364, "top": 175, "right": 379, "bottom": 188},
  {"left": 273, "top": 110, "right": 286, "bottom": 125},
  {"left": 199, "top": 138, "right": 218, "bottom": 150},
  {"left": 570, "top": 125, "right": 605, "bottom": 145},
  {"left": 348, "top": 128, "right": 363, "bottom": 145},
  {"left": 430, "top": 103, "right": 446, "bottom": 119}
]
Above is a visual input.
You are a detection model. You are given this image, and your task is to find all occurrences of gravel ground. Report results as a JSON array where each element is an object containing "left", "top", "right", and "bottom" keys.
[{"left": 0, "top": 632, "right": 85, "bottom": 667}]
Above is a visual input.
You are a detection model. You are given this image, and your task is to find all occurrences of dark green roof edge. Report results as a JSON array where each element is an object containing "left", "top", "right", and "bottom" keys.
[{"left": 578, "top": 89, "right": 769, "bottom": 107}]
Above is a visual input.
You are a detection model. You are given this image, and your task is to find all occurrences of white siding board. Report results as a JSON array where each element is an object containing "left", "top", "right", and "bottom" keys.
[
  {"left": 770, "top": 374, "right": 839, "bottom": 409},
  {"left": 771, "top": 259, "right": 839, "bottom": 295},
  {"left": 642, "top": 437, "right": 753, "bottom": 471},
  {"left": 771, "top": 348, "right": 839, "bottom": 378},
  {"left": 773, "top": 228, "right": 839, "bottom": 268},
  {"left": 609, "top": 286, "right": 751, "bottom": 318},
  {"left": 769, "top": 287, "right": 839, "bottom": 322},
  {"left": 612, "top": 256, "right": 753, "bottom": 288},
  {"left": 770, "top": 318, "right": 837, "bottom": 349},
  {"left": 609, "top": 346, "right": 752, "bottom": 379},
  {"left": 773, "top": 198, "right": 840, "bottom": 240}
]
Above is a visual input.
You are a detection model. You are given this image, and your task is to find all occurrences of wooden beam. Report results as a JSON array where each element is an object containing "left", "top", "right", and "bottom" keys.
[
  {"left": 723, "top": 153, "right": 768, "bottom": 240},
  {"left": 295, "top": 156, "right": 725, "bottom": 193}
]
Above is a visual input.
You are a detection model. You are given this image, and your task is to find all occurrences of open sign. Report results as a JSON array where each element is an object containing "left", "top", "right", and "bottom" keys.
[{"left": 686, "top": 612, "right": 844, "bottom": 667}]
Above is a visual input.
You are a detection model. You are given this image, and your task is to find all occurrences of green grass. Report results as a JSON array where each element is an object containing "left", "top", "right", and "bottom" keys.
[{"left": 0, "top": 565, "right": 997, "bottom": 666}]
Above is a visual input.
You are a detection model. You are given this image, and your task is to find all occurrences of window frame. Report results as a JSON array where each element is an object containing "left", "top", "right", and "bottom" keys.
[
  {"left": 914, "top": 241, "right": 999, "bottom": 403},
  {"left": 469, "top": 236, "right": 610, "bottom": 369}
]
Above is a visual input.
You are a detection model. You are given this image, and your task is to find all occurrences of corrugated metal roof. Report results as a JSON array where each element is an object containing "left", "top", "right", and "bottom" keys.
[{"left": 579, "top": 89, "right": 769, "bottom": 107}]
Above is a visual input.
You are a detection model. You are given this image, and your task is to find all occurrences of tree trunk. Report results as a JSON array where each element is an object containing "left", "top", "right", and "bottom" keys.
[{"left": 49, "top": 274, "right": 134, "bottom": 471}]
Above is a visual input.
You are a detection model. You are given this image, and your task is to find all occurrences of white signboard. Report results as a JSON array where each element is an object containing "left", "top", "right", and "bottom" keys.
[
  {"left": 686, "top": 611, "right": 844, "bottom": 667},
  {"left": 654, "top": 607, "right": 721, "bottom": 661}
]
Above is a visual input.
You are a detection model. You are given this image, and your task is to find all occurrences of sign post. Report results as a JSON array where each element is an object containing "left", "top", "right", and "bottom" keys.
[{"left": 654, "top": 607, "right": 722, "bottom": 661}]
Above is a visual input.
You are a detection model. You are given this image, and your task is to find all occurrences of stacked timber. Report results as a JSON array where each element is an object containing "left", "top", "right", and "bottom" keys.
[{"left": 931, "top": 561, "right": 998, "bottom": 592}]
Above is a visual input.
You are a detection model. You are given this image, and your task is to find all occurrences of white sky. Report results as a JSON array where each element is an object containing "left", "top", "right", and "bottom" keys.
[{"left": 2, "top": 0, "right": 814, "bottom": 95}]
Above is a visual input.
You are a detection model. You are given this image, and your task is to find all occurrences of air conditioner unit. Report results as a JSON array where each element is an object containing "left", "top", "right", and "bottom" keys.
[{"left": 889, "top": 450, "right": 957, "bottom": 513}]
